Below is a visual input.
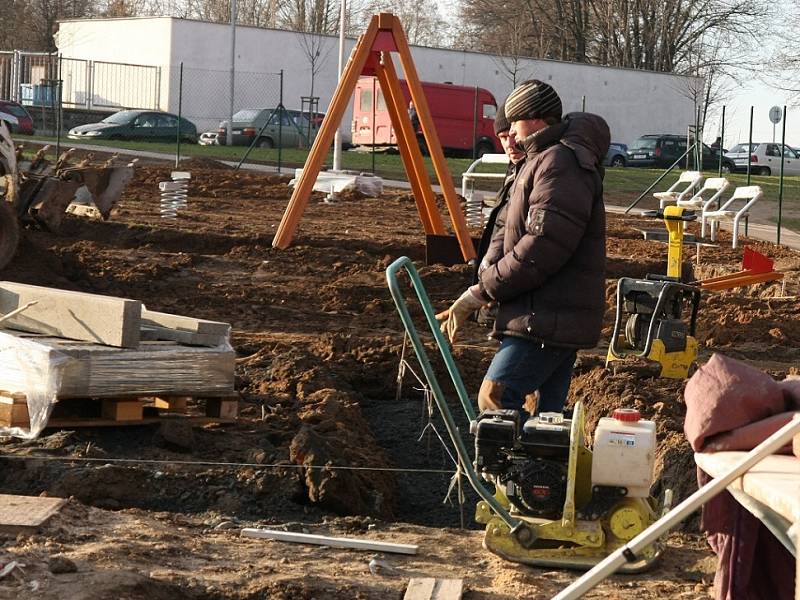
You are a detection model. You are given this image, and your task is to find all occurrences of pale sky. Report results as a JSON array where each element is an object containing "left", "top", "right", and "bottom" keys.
[{"left": 710, "top": 83, "right": 799, "bottom": 148}]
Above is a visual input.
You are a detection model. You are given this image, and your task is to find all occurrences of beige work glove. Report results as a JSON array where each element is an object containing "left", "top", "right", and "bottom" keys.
[{"left": 435, "top": 289, "right": 485, "bottom": 343}]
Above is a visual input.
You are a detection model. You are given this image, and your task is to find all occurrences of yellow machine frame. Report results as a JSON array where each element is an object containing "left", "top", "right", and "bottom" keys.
[
  {"left": 606, "top": 206, "right": 700, "bottom": 379},
  {"left": 474, "top": 402, "right": 662, "bottom": 571}
]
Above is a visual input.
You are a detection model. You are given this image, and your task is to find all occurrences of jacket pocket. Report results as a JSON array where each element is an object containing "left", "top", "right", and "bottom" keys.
[{"left": 526, "top": 307, "right": 557, "bottom": 340}]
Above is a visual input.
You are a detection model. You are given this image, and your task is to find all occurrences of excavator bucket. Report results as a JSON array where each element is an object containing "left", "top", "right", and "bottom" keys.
[
  {"left": 74, "top": 164, "right": 135, "bottom": 219},
  {"left": 0, "top": 123, "right": 135, "bottom": 268},
  {"left": 30, "top": 176, "right": 84, "bottom": 232}
]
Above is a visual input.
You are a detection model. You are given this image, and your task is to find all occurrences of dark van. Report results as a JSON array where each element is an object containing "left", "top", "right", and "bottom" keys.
[{"left": 627, "top": 134, "right": 735, "bottom": 172}]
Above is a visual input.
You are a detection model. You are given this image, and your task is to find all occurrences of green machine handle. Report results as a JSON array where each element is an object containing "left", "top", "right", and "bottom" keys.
[{"left": 385, "top": 256, "right": 534, "bottom": 543}]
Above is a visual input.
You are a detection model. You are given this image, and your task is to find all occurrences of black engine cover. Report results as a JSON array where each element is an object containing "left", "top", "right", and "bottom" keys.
[{"left": 508, "top": 458, "right": 568, "bottom": 517}]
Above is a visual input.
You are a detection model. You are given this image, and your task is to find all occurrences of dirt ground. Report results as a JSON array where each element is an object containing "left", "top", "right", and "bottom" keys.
[{"left": 0, "top": 158, "right": 798, "bottom": 599}]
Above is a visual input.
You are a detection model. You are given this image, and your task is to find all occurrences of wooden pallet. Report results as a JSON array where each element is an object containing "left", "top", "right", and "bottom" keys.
[
  {"left": 0, "top": 393, "right": 239, "bottom": 429},
  {"left": 0, "top": 392, "right": 29, "bottom": 428}
]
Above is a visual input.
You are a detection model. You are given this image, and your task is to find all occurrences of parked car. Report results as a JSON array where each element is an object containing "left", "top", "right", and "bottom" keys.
[
  {"left": 198, "top": 131, "right": 219, "bottom": 146},
  {"left": 605, "top": 142, "right": 628, "bottom": 167},
  {"left": 0, "top": 101, "right": 34, "bottom": 135},
  {"left": 626, "top": 134, "right": 735, "bottom": 172},
  {"left": 725, "top": 142, "right": 800, "bottom": 176},
  {"left": 67, "top": 110, "right": 198, "bottom": 143},
  {"left": 217, "top": 108, "right": 319, "bottom": 148}
]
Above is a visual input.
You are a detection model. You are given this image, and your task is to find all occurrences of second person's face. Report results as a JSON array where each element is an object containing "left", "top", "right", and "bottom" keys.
[{"left": 499, "top": 130, "right": 525, "bottom": 163}]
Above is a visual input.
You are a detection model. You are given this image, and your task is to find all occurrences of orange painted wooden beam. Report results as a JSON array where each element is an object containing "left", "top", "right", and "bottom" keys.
[
  {"left": 374, "top": 69, "right": 434, "bottom": 234},
  {"left": 700, "top": 270, "right": 784, "bottom": 291},
  {"left": 391, "top": 16, "right": 476, "bottom": 261},
  {"left": 272, "top": 16, "right": 380, "bottom": 249},
  {"left": 272, "top": 12, "right": 474, "bottom": 262},
  {"left": 376, "top": 54, "right": 445, "bottom": 234}
]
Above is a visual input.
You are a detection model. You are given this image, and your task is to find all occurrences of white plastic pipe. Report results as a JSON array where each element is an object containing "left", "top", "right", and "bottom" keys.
[{"left": 553, "top": 415, "right": 800, "bottom": 600}]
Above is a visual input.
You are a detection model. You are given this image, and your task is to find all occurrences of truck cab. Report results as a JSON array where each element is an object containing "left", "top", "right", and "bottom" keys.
[{"left": 351, "top": 77, "right": 500, "bottom": 157}]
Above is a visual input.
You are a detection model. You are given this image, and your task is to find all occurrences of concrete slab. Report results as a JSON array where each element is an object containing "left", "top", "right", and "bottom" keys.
[
  {"left": 0, "top": 282, "right": 141, "bottom": 348},
  {"left": 0, "top": 494, "right": 66, "bottom": 534},
  {"left": 140, "top": 324, "right": 227, "bottom": 347},
  {"left": 141, "top": 308, "right": 230, "bottom": 336}
]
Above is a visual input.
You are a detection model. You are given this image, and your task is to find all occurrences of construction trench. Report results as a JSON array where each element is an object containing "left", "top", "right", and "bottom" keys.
[{"left": 0, "top": 157, "right": 798, "bottom": 598}]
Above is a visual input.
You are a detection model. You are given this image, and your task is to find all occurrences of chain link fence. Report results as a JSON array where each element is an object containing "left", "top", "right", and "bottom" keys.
[{"left": 0, "top": 50, "right": 492, "bottom": 176}]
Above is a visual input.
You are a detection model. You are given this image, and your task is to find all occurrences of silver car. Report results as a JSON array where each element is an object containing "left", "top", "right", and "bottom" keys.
[{"left": 726, "top": 142, "right": 800, "bottom": 176}]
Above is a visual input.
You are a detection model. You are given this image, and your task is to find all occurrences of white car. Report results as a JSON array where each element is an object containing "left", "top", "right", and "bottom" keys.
[
  {"left": 198, "top": 131, "right": 219, "bottom": 146},
  {"left": 725, "top": 142, "right": 800, "bottom": 176}
]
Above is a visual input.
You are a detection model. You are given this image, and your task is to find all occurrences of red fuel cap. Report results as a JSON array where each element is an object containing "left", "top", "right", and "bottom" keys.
[{"left": 613, "top": 408, "right": 641, "bottom": 422}]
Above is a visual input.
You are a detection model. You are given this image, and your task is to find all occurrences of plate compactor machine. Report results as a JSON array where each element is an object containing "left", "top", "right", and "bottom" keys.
[
  {"left": 387, "top": 257, "right": 667, "bottom": 571},
  {"left": 606, "top": 206, "right": 701, "bottom": 379}
]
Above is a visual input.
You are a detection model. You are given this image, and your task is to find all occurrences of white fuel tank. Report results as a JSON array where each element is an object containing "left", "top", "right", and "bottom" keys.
[{"left": 591, "top": 408, "right": 656, "bottom": 498}]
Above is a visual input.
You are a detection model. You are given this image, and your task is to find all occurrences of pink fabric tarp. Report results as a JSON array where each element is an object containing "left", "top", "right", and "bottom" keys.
[{"left": 684, "top": 353, "right": 800, "bottom": 600}]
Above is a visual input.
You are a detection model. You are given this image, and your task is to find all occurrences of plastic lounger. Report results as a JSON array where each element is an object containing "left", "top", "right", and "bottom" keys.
[
  {"left": 701, "top": 185, "right": 763, "bottom": 249},
  {"left": 653, "top": 171, "right": 703, "bottom": 208}
]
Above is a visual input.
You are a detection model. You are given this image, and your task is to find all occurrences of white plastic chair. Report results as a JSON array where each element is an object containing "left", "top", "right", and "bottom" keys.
[
  {"left": 676, "top": 177, "right": 730, "bottom": 237},
  {"left": 653, "top": 171, "right": 704, "bottom": 208},
  {"left": 702, "top": 185, "right": 763, "bottom": 249},
  {"left": 461, "top": 153, "right": 510, "bottom": 227}
]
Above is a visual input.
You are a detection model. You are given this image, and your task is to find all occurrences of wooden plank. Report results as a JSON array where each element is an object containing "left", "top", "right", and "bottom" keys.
[
  {"left": 101, "top": 399, "right": 144, "bottom": 422},
  {"left": 0, "top": 494, "right": 66, "bottom": 534},
  {"left": 45, "top": 415, "right": 234, "bottom": 428},
  {"left": 205, "top": 398, "right": 239, "bottom": 420},
  {"left": 404, "top": 578, "right": 463, "bottom": 600},
  {"left": 140, "top": 325, "right": 226, "bottom": 347},
  {"left": 153, "top": 396, "right": 189, "bottom": 412},
  {"left": 141, "top": 309, "right": 230, "bottom": 336},
  {"left": 66, "top": 202, "right": 102, "bottom": 219},
  {"left": 240, "top": 528, "right": 418, "bottom": 555},
  {"left": 0, "top": 282, "right": 141, "bottom": 348},
  {"left": 0, "top": 395, "right": 29, "bottom": 428},
  {"left": 695, "top": 452, "right": 800, "bottom": 523}
]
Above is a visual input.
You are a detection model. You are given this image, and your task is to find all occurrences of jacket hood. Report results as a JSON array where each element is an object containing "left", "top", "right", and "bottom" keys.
[
  {"left": 559, "top": 112, "right": 611, "bottom": 171},
  {"left": 517, "top": 112, "right": 610, "bottom": 171}
]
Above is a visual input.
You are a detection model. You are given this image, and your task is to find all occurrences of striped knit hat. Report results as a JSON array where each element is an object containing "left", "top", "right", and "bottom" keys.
[{"left": 505, "top": 80, "right": 562, "bottom": 122}]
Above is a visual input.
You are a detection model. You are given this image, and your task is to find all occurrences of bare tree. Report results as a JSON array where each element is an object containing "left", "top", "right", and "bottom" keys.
[
  {"left": 296, "top": 28, "right": 331, "bottom": 137},
  {"left": 356, "top": 0, "right": 448, "bottom": 46},
  {"left": 489, "top": 19, "right": 530, "bottom": 87}
]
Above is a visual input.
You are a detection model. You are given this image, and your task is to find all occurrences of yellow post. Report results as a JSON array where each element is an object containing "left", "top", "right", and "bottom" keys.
[{"left": 663, "top": 205, "right": 685, "bottom": 279}]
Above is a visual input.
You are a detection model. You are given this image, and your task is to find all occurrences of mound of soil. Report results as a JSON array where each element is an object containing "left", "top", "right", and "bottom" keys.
[{"left": 0, "top": 164, "right": 797, "bottom": 598}]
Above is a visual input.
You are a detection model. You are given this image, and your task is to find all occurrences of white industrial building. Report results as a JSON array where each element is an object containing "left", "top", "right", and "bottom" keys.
[{"left": 54, "top": 16, "right": 700, "bottom": 145}]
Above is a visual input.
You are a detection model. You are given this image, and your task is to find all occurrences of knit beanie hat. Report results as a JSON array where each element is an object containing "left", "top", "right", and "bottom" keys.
[
  {"left": 493, "top": 103, "right": 510, "bottom": 135},
  {"left": 505, "top": 80, "right": 562, "bottom": 122}
]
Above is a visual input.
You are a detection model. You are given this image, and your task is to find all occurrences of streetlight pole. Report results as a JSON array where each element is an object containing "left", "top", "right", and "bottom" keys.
[
  {"left": 332, "top": 0, "right": 346, "bottom": 171},
  {"left": 227, "top": 0, "right": 237, "bottom": 147}
]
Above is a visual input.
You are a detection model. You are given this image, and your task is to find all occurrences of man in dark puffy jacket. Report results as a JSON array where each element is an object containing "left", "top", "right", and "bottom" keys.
[
  {"left": 436, "top": 79, "right": 609, "bottom": 417},
  {"left": 473, "top": 102, "right": 525, "bottom": 327}
]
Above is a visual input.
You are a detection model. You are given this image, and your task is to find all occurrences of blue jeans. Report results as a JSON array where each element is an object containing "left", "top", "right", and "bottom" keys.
[{"left": 479, "top": 336, "right": 577, "bottom": 419}]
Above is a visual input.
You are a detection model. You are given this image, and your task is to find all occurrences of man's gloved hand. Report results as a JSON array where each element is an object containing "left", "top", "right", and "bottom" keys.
[{"left": 435, "top": 288, "right": 485, "bottom": 343}]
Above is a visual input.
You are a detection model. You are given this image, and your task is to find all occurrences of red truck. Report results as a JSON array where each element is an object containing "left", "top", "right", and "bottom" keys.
[{"left": 351, "top": 77, "right": 501, "bottom": 157}]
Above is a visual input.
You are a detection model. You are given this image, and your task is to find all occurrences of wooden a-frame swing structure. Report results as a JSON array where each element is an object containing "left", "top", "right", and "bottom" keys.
[{"left": 272, "top": 13, "right": 477, "bottom": 262}]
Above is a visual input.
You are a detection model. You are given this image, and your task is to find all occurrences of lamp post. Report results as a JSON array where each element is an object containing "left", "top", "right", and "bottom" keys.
[
  {"left": 227, "top": 0, "right": 237, "bottom": 147},
  {"left": 332, "top": 0, "right": 346, "bottom": 171}
]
